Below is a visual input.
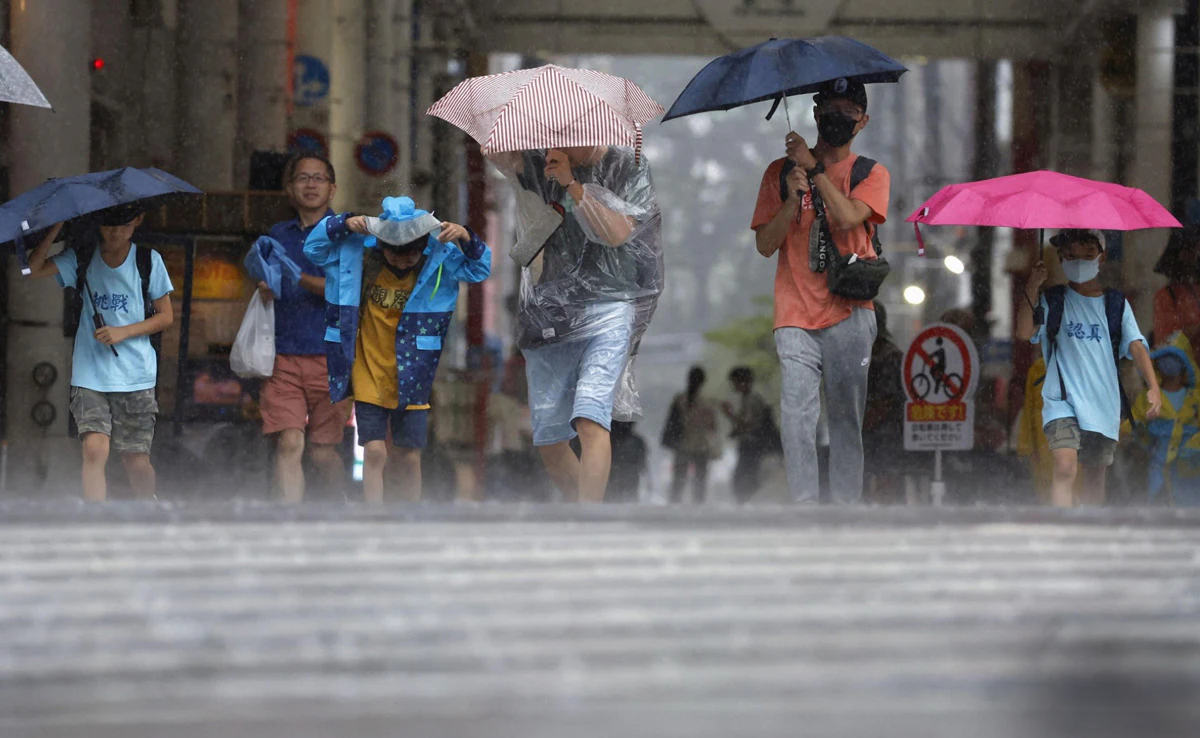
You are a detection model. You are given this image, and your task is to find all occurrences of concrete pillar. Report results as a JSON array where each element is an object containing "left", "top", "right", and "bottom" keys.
[
  {"left": 363, "top": 0, "right": 395, "bottom": 206},
  {"left": 1091, "top": 77, "right": 1118, "bottom": 183},
  {"left": 1126, "top": 9, "right": 1176, "bottom": 325},
  {"left": 90, "top": 0, "right": 133, "bottom": 170},
  {"left": 970, "top": 60, "right": 998, "bottom": 342},
  {"left": 330, "top": 0, "right": 366, "bottom": 212},
  {"left": 236, "top": 0, "right": 289, "bottom": 188},
  {"left": 6, "top": 0, "right": 92, "bottom": 493},
  {"left": 1049, "top": 54, "right": 1095, "bottom": 178},
  {"left": 392, "top": 0, "right": 414, "bottom": 191},
  {"left": 177, "top": 0, "right": 238, "bottom": 191},
  {"left": 130, "top": 0, "right": 180, "bottom": 170},
  {"left": 291, "top": 0, "right": 333, "bottom": 153},
  {"left": 410, "top": 0, "right": 437, "bottom": 208}
]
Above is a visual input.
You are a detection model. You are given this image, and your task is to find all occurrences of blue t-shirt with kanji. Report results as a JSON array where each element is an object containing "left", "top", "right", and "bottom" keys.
[
  {"left": 53, "top": 244, "right": 174, "bottom": 393},
  {"left": 1032, "top": 288, "right": 1146, "bottom": 441},
  {"left": 266, "top": 213, "right": 331, "bottom": 356}
]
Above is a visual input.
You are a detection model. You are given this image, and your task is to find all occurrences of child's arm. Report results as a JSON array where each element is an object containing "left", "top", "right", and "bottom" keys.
[
  {"left": 303, "top": 213, "right": 359, "bottom": 268},
  {"left": 1015, "top": 260, "right": 1048, "bottom": 342},
  {"left": 1130, "top": 340, "right": 1162, "bottom": 420},
  {"left": 26, "top": 222, "right": 65, "bottom": 279},
  {"left": 439, "top": 222, "right": 491, "bottom": 284},
  {"left": 93, "top": 294, "right": 174, "bottom": 348}
]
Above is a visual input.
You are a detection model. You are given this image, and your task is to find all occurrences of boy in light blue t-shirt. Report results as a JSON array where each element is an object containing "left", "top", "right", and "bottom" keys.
[
  {"left": 1016, "top": 229, "right": 1161, "bottom": 508},
  {"left": 28, "top": 205, "right": 175, "bottom": 502}
]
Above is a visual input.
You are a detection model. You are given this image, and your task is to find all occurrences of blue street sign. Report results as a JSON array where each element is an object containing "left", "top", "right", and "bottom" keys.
[
  {"left": 354, "top": 131, "right": 400, "bottom": 176},
  {"left": 294, "top": 55, "right": 330, "bottom": 107}
]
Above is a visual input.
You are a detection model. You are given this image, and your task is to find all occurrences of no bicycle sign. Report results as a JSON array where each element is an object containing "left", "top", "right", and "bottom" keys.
[{"left": 902, "top": 322, "right": 979, "bottom": 452}]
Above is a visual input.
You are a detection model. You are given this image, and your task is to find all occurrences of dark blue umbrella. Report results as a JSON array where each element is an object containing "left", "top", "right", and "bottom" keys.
[
  {"left": 0, "top": 166, "right": 201, "bottom": 270},
  {"left": 662, "top": 36, "right": 907, "bottom": 123}
]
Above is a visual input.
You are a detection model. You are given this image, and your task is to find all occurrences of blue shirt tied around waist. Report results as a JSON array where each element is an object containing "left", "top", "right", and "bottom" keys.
[
  {"left": 1033, "top": 288, "right": 1146, "bottom": 441},
  {"left": 265, "top": 212, "right": 332, "bottom": 356},
  {"left": 52, "top": 245, "right": 174, "bottom": 393}
]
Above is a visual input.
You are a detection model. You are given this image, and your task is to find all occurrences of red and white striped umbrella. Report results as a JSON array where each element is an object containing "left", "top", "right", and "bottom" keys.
[{"left": 427, "top": 64, "right": 663, "bottom": 155}]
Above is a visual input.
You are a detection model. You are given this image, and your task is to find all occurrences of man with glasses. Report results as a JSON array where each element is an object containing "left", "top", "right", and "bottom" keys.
[
  {"left": 751, "top": 77, "right": 891, "bottom": 504},
  {"left": 255, "top": 153, "right": 349, "bottom": 502}
]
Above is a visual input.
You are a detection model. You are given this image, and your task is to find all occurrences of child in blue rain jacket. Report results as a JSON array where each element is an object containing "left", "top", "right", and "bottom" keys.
[{"left": 305, "top": 196, "right": 491, "bottom": 503}]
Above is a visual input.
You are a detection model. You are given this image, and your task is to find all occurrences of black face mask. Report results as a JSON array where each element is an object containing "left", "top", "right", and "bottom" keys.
[{"left": 817, "top": 111, "right": 859, "bottom": 147}]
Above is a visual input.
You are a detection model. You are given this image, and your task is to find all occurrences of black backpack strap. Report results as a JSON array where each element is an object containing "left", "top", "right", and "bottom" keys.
[
  {"left": 849, "top": 157, "right": 882, "bottom": 257},
  {"left": 850, "top": 156, "right": 877, "bottom": 191},
  {"left": 1104, "top": 288, "right": 1133, "bottom": 420},
  {"left": 1043, "top": 285, "right": 1068, "bottom": 402},
  {"left": 134, "top": 245, "right": 163, "bottom": 357},
  {"left": 136, "top": 245, "right": 156, "bottom": 319}
]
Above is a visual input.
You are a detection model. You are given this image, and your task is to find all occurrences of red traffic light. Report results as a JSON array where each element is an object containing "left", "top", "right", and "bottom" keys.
[{"left": 91, "top": 58, "right": 105, "bottom": 71}]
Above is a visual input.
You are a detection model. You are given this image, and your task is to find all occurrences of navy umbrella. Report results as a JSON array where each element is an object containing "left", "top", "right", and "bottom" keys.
[
  {"left": 662, "top": 36, "right": 907, "bottom": 124},
  {"left": 0, "top": 166, "right": 202, "bottom": 270}
]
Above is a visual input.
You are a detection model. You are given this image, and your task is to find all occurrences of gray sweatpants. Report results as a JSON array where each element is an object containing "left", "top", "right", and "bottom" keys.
[{"left": 775, "top": 308, "right": 877, "bottom": 504}]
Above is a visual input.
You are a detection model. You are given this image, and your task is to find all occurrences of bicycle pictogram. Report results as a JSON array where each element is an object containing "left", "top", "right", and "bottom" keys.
[{"left": 908, "top": 337, "right": 964, "bottom": 401}]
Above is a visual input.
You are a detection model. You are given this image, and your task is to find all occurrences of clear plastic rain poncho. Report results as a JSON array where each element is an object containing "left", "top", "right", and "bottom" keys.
[{"left": 493, "top": 146, "right": 664, "bottom": 421}]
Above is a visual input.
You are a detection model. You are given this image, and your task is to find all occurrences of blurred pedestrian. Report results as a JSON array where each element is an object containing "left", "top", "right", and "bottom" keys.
[
  {"left": 487, "top": 353, "right": 545, "bottom": 501},
  {"left": 305, "top": 196, "right": 491, "bottom": 503},
  {"left": 721, "top": 366, "right": 778, "bottom": 503},
  {"left": 1153, "top": 224, "right": 1200, "bottom": 352},
  {"left": 666, "top": 366, "right": 720, "bottom": 504},
  {"left": 751, "top": 77, "right": 890, "bottom": 504},
  {"left": 940, "top": 307, "right": 975, "bottom": 335},
  {"left": 490, "top": 145, "right": 663, "bottom": 503},
  {"left": 26, "top": 206, "right": 174, "bottom": 501},
  {"left": 1129, "top": 333, "right": 1200, "bottom": 503},
  {"left": 255, "top": 153, "right": 349, "bottom": 503},
  {"left": 607, "top": 421, "right": 648, "bottom": 503},
  {"left": 862, "top": 302, "right": 906, "bottom": 503}
]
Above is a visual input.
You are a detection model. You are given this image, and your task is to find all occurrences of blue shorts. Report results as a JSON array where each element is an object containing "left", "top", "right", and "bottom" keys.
[
  {"left": 523, "top": 302, "right": 633, "bottom": 446},
  {"left": 354, "top": 402, "right": 428, "bottom": 448}
]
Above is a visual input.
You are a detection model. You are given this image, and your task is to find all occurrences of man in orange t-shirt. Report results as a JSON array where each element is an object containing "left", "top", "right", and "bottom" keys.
[{"left": 751, "top": 77, "right": 891, "bottom": 504}]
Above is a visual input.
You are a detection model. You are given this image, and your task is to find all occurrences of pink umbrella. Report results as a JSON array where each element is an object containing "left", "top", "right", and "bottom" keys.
[
  {"left": 906, "top": 170, "right": 1181, "bottom": 255},
  {"left": 427, "top": 64, "right": 663, "bottom": 157}
]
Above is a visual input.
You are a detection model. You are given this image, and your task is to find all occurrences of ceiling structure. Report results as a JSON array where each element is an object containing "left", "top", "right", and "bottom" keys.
[{"left": 472, "top": 0, "right": 1129, "bottom": 60}]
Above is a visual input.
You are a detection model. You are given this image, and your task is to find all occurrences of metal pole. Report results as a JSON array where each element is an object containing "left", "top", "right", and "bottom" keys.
[
  {"left": 174, "top": 238, "right": 196, "bottom": 438},
  {"left": 930, "top": 449, "right": 946, "bottom": 506}
]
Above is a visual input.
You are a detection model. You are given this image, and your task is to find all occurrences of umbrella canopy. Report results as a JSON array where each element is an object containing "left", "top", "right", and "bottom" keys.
[
  {"left": 662, "top": 36, "right": 907, "bottom": 122},
  {"left": 427, "top": 64, "right": 663, "bottom": 154},
  {"left": 0, "top": 44, "right": 50, "bottom": 108},
  {"left": 0, "top": 166, "right": 202, "bottom": 247},
  {"left": 906, "top": 170, "right": 1182, "bottom": 255}
]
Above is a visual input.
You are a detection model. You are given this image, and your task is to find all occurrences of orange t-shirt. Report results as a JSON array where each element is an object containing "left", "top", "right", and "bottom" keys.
[{"left": 751, "top": 155, "right": 891, "bottom": 331}]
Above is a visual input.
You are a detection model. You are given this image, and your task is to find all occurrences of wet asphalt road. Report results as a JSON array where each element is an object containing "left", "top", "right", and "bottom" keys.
[{"left": 2, "top": 501, "right": 1200, "bottom": 738}]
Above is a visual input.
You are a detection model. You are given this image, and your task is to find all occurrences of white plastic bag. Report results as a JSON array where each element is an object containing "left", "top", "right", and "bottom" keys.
[{"left": 230, "top": 293, "right": 276, "bottom": 379}]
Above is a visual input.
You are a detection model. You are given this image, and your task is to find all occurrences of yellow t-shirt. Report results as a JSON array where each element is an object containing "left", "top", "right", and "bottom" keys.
[{"left": 352, "top": 265, "right": 417, "bottom": 409}]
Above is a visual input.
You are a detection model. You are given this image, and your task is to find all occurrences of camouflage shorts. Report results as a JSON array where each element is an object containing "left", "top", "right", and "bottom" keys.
[{"left": 70, "top": 387, "right": 158, "bottom": 455}]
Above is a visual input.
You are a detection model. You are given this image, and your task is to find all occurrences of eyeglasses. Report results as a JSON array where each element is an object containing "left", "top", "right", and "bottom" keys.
[
  {"left": 292, "top": 174, "right": 332, "bottom": 185},
  {"left": 819, "top": 105, "right": 865, "bottom": 122}
]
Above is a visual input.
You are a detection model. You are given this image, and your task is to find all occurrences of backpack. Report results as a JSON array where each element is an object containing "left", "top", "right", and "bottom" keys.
[
  {"left": 64, "top": 243, "right": 162, "bottom": 355},
  {"left": 660, "top": 399, "right": 684, "bottom": 451},
  {"left": 1039, "top": 285, "right": 1131, "bottom": 420}
]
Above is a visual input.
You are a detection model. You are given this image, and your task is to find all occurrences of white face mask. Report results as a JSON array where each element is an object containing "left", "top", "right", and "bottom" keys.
[{"left": 1062, "top": 256, "right": 1101, "bottom": 284}]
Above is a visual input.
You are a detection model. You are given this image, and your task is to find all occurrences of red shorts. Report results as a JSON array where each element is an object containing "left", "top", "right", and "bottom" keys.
[{"left": 260, "top": 354, "right": 349, "bottom": 445}]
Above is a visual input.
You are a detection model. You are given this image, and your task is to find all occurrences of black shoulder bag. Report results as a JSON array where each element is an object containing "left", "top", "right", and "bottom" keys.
[{"left": 786, "top": 156, "right": 890, "bottom": 301}]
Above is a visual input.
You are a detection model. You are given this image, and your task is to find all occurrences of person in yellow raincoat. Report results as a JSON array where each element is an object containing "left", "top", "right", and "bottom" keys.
[{"left": 1129, "top": 331, "right": 1200, "bottom": 504}]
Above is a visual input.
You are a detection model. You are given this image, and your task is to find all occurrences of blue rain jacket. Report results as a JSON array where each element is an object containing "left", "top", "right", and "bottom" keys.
[
  {"left": 243, "top": 235, "right": 303, "bottom": 297},
  {"left": 304, "top": 203, "right": 492, "bottom": 406}
]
